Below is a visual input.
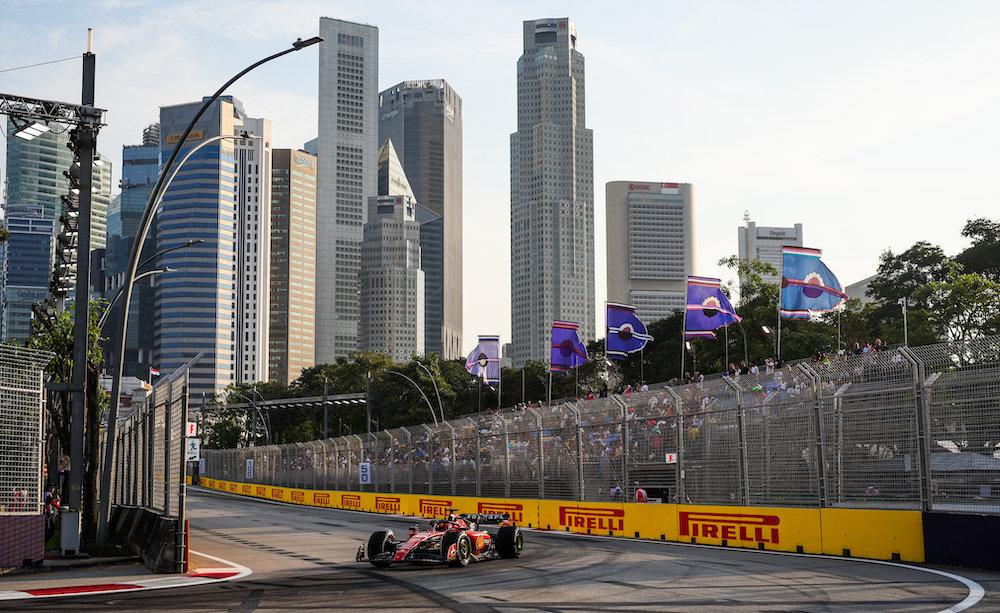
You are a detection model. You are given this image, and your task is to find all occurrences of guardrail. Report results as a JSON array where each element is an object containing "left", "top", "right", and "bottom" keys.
[{"left": 203, "top": 336, "right": 1000, "bottom": 514}]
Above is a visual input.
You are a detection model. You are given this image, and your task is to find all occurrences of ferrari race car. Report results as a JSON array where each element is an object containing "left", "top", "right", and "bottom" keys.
[{"left": 357, "top": 512, "right": 524, "bottom": 568}]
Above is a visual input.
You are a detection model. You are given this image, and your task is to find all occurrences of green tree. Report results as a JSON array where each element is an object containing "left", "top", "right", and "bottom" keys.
[
  {"left": 915, "top": 274, "right": 1000, "bottom": 342},
  {"left": 956, "top": 217, "right": 1000, "bottom": 281},
  {"left": 26, "top": 300, "right": 107, "bottom": 545}
]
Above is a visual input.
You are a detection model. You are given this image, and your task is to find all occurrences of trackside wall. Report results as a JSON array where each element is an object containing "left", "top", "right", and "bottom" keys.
[{"left": 198, "top": 478, "right": 924, "bottom": 562}]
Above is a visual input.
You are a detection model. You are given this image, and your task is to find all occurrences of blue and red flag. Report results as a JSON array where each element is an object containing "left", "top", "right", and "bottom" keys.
[
  {"left": 550, "top": 321, "right": 588, "bottom": 373},
  {"left": 780, "top": 246, "right": 846, "bottom": 318},
  {"left": 465, "top": 335, "right": 500, "bottom": 384},
  {"left": 684, "top": 276, "right": 741, "bottom": 339},
  {"left": 606, "top": 303, "right": 653, "bottom": 360}
]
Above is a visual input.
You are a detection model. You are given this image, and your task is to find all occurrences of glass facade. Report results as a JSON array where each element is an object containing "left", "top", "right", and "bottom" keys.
[
  {"left": 5, "top": 118, "right": 112, "bottom": 250},
  {"left": 105, "top": 130, "right": 160, "bottom": 378},
  {"left": 0, "top": 206, "right": 54, "bottom": 342},
  {"left": 156, "top": 98, "right": 240, "bottom": 400}
]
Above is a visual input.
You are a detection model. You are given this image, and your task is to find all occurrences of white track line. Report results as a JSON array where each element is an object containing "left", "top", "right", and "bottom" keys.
[
  {"left": 192, "top": 486, "right": 988, "bottom": 612},
  {"left": 0, "top": 549, "right": 251, "bottom": 601}
]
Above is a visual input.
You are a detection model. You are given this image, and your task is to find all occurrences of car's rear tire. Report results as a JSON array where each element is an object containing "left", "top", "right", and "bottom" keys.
[
  {"left": 367, "top": 530, "right": 395, "bottom": 568},
  {"left": 442, "top": 532, "right": 472, "bottom": 567},
  {"left": 496, "top": 526, "right": 523, "bottom": 559}
]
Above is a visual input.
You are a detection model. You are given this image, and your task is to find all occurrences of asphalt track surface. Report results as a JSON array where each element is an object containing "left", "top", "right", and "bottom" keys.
[{"left": 9, "top": 489, "right": 1000, "bottom": 612}]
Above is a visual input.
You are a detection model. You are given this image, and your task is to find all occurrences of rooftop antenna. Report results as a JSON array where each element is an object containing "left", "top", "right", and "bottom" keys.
[{"left": 743, "top": 209, "right": 751, "bottom": 225}]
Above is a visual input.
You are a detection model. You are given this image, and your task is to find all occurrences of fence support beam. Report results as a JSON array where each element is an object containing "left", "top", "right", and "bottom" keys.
[{"left": 900, "top": 347, "right": 933, "bottom": 511}]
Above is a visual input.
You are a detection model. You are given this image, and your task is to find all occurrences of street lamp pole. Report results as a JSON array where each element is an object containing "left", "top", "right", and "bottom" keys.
[
  {"left": 96, "top": 36, "right": 322, "bottom": 546},
  {"left": 415, "top": 362, "right": 444, "bottom": 424},
  {"left": 98, "top": 267, "right": 175, "bottom": 329},
  {"left": 899, "top": 298, "right": 909, "bottom": 346},
  {"left": 384, "top": 370, "right": 438, "bottom": 426}
]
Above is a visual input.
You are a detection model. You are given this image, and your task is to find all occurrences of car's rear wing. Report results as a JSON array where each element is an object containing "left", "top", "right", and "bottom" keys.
[{"left": 460, "top": 513, "right": 511, "bottom": 525}]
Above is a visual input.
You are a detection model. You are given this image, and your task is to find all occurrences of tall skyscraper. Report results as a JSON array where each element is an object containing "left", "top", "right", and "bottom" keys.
[
  {"left": 360, "top": 140, "right": 424, "bottom": 362},
  {"left": 105, "top": 124, "right": 159, "bottom": 378},
  {"left": 234, "top": 117, "right": 272, "bottom": 383},
  {"left": 316, "top": 17, "right": 378, "bottom": 362},
  {"left": 510, "top": 18, "right": 594, "bottom": 366},
  {"left": 156, "top": 97, "right": 243, "bottom": 400},
  {"left": 269, "top": 149, "right": 317, "bottom": 385},
  {"left": 0, "top": 205, "right": 53, "bottom": 342},
  {"left": 378, "top": 80, "right": 463, "bottom": 359},
  {"left": 5, "top": 118, "right": 112, "bottom": 250},
  {"left": 606, "top": 181, "right": 695, "bottom": 323},
  {"left": 737, "top": 214, "right": 804, "bottom": 285}
]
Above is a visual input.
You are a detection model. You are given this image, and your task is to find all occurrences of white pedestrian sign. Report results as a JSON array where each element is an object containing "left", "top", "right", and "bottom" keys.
[
  {"left": 186, "top": 438, "right": 201, "bottom": 462},
  {"left": 245, "top": 459, "right": 254, "bottom": 480},
  {"left": 359, "top": 462, "right": 372, "bottom": 485}
]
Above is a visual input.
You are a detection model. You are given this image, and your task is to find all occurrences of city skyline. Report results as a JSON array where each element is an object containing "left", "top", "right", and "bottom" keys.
[{"left": 2, "top": 1, "right": 997, "bottom": 352}]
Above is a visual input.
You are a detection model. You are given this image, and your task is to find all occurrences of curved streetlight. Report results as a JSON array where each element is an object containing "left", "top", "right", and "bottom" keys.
[
  {"left": 228, "top": 389, "right": 270, "bottom": 446},
  {"left": 137, "top": 238, "right": 204, "bottom": 272},
  {"left": 97, "top": 36, "right": 323, "bottom": 545},
  {"left": 383, "top": 369, "right": 439, "bottom": 426},
  {"left": 98, "top": 267, "right": 175, "bottom": 329},
  {"left": 414, "top": 362, "right": 445, "bottom": 423}
]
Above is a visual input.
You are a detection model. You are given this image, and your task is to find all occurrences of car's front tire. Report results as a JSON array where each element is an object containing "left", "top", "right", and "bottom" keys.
[
  {"left": 442, "top": 532, "right": 472, "bottom": 567},
  {"left": 367, "top": 530, "right": 395, "bottom": 568},
  {"left": 496, "top": 526, "right": 523, "bottom": 559}
]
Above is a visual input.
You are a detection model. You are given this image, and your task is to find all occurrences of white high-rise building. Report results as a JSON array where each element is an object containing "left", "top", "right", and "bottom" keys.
[
  {"left": 359, "top": 140, "right": 428, "bottom": 362},
  {"left": 316, "top": 18, "right": 379, "bottom": 362},
  {"left": 234, "top": 116, "right": 271, "bottom": 383},
  {"left": 737, "top": 213, "right": 804, "bottom": 285},
  {"left": 510, "top": 18, "right": 594, "bottom": 366},
  {"left": 606, "top": 181, "right": 695, "bottom": 323}
]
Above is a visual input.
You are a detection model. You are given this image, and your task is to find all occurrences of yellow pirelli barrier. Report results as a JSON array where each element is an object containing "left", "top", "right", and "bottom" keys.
[
  {"left": 677, "top": 505, "right": 822, "bottom": 554},
  {"left": 195, "top": 478, "right": 923, "bottom": 562},
  {"left": 821, "top": 508, "right": 924, "bottom": 562}
]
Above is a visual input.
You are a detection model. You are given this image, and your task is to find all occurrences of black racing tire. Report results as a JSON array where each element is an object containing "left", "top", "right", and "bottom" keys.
[
  {"left": 442, "top": 532, "right": 472, "bottom": 567},
  {"left": 367, "top": 530, "right": 395, "bottom": 568},
  {"left": 495, "top": 526, "right": 523, "bottom": 559}
]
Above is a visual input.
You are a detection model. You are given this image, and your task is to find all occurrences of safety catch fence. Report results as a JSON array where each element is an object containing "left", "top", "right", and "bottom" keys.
[
  {"left": 0, "top": 345, "right": 53, "bottom": 570},
  {"left": 203, "top": 336, "right": 1000, "bottom": 513}
]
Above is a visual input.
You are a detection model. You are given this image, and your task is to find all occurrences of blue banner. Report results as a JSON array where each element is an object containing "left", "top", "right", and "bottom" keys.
[{"left": 606, "top": 303, "right": 653, "bottom": 360}]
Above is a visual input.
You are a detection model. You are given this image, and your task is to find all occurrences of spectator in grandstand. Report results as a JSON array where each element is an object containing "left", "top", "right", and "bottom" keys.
[
  {"left": 640, "top": 382, "right": 649, "bottom": 393},
  {"left": 874, "top": 338, "right": 888, "bottom": 352},
  {"left": 852, "top": 342, "right": 863, "bottom": 355},
  {"left": 44, "top": 486, "right": 61, "bottom": 541},
  {"left": 634, "top": 482, "right": 648, "bottom": 503},
  {"left": 610, "top": 484, "right": 623, "bottom": 500}
]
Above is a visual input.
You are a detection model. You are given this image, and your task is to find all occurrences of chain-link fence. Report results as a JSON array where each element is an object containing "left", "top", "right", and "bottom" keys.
[
  {"left": 203, "top": 337, "right": 1000, "bottom": 513},
  {"left": 0, "top": 345, "right": 53, "bottom": 570},
  {"left": 106, "top": 361, "right": 191, "bottom": 572},
  {"left": 110, "top": 366, "right": 188, "bottom": 516}
]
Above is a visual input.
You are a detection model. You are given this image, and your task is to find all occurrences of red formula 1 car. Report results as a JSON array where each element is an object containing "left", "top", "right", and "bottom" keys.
[{"left": 357, "top": 512, "right": 524, "bottom": 568}]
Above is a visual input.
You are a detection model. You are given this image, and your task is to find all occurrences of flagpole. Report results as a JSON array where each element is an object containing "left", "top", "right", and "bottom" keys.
[
  {"left": 547, "top": 370, "right": 552, "bottom": 405},
  {"left": 640, "top": 347, "right": 644, "bottom": 384},
  {"left": 575, "top": 366, "right": 579, "bottom": 400},
  {"left": 680, "top": 306, "right": 687, "bottom": 381},
  {"left": 724, "top": 324, "right": 729, "bottom": 369},
  {"left": 498, "top": 362, "right": 502, "bottom": 409},
  {"left": 777, "top": 307, "right": 782, "bottom": 362}
]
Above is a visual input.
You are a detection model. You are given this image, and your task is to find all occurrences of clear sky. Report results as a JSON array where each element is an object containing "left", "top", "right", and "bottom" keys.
[{"left": 2, "top": 0, "right": 998, "bottom": 353}]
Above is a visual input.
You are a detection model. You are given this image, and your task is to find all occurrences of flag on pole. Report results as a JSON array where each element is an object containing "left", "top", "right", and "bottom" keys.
[
  {"left": 606, "top": 303, "right": 653, "bottom": 360},
  {"left": 780, "top": 246, "right": 846, "bottom": 317},
  {"left": 149, "top": 367, "right": 160, "bottom": 378},
  {"left": 684, "top": 276, "right": 741, "bottom": 339},
  {"left": 465, "top": 335, "right": 500, "bottom": 384},
  {"left": 550, "top": 321, "right": 588, "bottom": 373}
]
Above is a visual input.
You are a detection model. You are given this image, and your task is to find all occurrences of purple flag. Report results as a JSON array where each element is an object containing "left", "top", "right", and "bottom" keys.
[
  {"left": 606, "top": 303, "right": 653, "bottom": 360},
  {"left": 685, "top": 276, "right": 741, "bottom": 339},
  {"left": 465, "top": 335, "right": 500, "bottom": 384},
  {"left": 550, "top": 321, "right": 588, "bottom": 373}
]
